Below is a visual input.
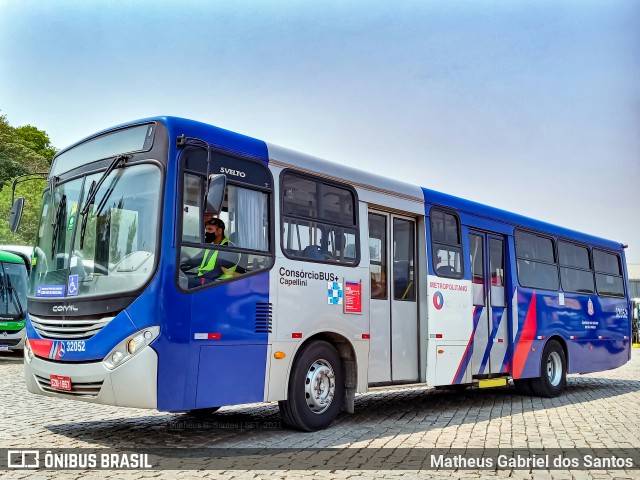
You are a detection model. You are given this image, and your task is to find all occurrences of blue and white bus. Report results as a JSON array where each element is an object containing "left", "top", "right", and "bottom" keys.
[{"left": 12, "top": 117, "right": 631, "bottom": 431}]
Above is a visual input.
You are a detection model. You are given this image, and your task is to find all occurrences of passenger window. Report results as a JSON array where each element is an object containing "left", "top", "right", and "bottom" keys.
[
  {"left": 281, "top": 172, "right": 359, "bottom": 265},
  {"left": 593, "top": 250, "right": 624, "bottom": 297},
  {"left": 558, "top": 241, "right": 594, "bottom": 294},
  {"left": 430, "top": 209, "right": 463, "bottom": 279},
  {"left": 515, "top": 230, "right": 559, "bottom": 290}
]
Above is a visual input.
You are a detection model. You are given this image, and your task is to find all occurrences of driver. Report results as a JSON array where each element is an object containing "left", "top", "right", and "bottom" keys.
[{"left": 184, "top": 217, "right": 240, "bottom": 287}]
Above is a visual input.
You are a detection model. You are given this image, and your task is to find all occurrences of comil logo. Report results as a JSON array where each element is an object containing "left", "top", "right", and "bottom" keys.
[
  {"left": 8, "top": 450, "right": 39, "bottom": 468},
  {"left": 52, "top": 305, "right": 78, "bottom": 313}
]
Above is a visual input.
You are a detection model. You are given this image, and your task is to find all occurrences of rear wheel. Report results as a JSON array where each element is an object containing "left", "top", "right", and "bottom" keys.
[
  {"left": 530, "top": 340, "right": 566, "bottom": 397},
  {"left": 279, "top": 340, "right": 344, "bottom": 431}
]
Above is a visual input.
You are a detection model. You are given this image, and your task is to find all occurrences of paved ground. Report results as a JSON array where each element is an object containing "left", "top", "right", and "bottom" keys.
[{"left": 1, "top": 349, "right": 640, "bottom": 479}]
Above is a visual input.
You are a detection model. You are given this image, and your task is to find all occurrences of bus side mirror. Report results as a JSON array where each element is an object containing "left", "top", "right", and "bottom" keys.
[
  {"left": 205, "top": 174, "right": 226, "bottom": 215},
  {"left": 9, "top": 197, "right": 25, "bottom": 233}
]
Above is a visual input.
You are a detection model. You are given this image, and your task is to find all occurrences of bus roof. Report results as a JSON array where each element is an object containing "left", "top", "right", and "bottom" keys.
[
  {"left": 67, "top": 116, "right": 625, "bottom": 252},
  {"left": 0, "top": 250, "right": 25, "bottom": 264},
  {"left": 422, "top": 188, "right": 623, "bottom": 251}
]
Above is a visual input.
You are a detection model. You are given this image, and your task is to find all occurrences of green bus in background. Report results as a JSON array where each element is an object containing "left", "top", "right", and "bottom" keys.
[{"left": 0, "top": 250, "right": 28, "bottom": 352}]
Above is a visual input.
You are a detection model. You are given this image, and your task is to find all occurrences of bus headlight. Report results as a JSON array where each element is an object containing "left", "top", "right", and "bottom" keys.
[
  {"left": 24, "top": 338, "right": 33, "bottom": 363},
  {"left": 103, "top": 326, "right": 160, "bottom": 370}
]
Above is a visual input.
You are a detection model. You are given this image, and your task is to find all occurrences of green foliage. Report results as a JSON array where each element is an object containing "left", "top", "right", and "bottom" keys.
[
  {"left": 15, "top": 125, "right": 57, "bottom": 164},
  {"left": 0, "top": 112, "right": 56, "bottom": 245},
  {"left": 0, "top": 178, "right": 46, "bottom": 245}
]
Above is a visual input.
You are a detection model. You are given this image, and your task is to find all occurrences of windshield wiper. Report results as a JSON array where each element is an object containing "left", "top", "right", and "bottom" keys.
[
  {"left": 51, "top": 193, "right": 67, "bottom": 257},
  {"left": 79, "top": 154, "right": 130, "bottom": 249},
  {"left": 8, "top": 285, "right": 24, "bottom": 317}
]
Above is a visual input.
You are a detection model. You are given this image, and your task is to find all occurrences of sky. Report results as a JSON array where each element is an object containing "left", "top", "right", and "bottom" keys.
[{"left": 1, "top": 0, "right": 639, "bottom": 262}]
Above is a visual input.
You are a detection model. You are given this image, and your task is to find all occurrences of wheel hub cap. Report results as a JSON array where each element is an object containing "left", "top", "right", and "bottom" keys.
[
  {"left": 304, "top": 359, "right": 335, "bottom": 414},
  {"left": 546, "top": 351, "right": 562, "bottom": 386}
]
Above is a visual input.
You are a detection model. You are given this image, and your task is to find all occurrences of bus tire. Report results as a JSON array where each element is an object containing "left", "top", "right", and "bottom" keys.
[
  {"left": 530, "top": 340, "right": 566, "bottom": 398},
  {"left": 186, "top": 407, "right": 221, "bottom": 416},
  {"left": 279, "top": 340, "right": 344, "bottom": 432}
]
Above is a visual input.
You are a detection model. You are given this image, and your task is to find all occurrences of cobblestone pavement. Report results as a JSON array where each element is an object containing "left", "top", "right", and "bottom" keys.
[{"left": 2, "top": 349, "right": 640, "bottom": 479}]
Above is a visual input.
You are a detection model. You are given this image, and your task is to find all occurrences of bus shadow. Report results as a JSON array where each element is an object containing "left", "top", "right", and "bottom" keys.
[
  {"left": 46, "top": 375, "right": 640, "bottom": 449},
  {"left": 0, "top": 351, "right": 24, "bottom": 364}
]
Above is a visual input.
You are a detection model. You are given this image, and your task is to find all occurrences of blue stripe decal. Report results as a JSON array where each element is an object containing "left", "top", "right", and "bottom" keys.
[
  {"left": 453, "top": 306, "right": 483, "bottom": 384},
  {"left": 478, "top": 308, "right": 504, "bottom": 375}
]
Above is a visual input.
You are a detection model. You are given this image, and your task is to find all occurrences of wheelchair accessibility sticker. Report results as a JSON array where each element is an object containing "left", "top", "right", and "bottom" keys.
[{"left": 67, "top": 274, "right": 79, "bottom": 297}]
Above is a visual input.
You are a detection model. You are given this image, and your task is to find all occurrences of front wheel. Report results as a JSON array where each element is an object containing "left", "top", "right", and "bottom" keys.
[
  {"left": 279, "top": 340, "right": 344, "bottom": 431},
  {"left": 530, "top": 340, "right": 566, "bottom": 397}
]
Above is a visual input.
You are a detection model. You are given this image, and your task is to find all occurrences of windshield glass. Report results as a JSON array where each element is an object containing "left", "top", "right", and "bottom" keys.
[
  {"left": 0, "top": 262, "right": 28, "bottom": 317},
  {"left": 29, "top": 163, "right": 162, "bottom": 299}
]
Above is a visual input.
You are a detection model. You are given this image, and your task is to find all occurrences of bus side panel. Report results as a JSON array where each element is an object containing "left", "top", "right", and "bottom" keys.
[
  {"left": 191, "top": 272, "right": 270, "bottom": 408},
  {"left": 565, "top": 295, "right": 630, "bottom": 374},
  {"left": 511, "top": 288, "right": 630, "bottom": 379}
]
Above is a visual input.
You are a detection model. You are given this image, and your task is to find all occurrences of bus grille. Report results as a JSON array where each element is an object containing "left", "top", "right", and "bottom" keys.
[
  {"left": 255, "top": 302, "right": 272, "bottom": 333},
  {"left": 34, "top": 374, "right": 103, "bottom": 397},
  {"left": 29, "top": 315, "right": 113, "bottom": 340}
]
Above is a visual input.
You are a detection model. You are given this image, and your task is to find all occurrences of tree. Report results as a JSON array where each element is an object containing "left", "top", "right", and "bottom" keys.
[
  {"left": 0, "top": 112, "right": 56, "bottom": 245},
  {"left": 15, "top": 125, "right": 57, "bottom": 164}
]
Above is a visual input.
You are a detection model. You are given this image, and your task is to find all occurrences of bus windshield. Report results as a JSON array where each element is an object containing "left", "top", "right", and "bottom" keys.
[
  {"left": 0, "top": 261, "right": 27, "bottom": 317},
  {"left": 28, "top": 163, "right": 162, "bottom": 299}
]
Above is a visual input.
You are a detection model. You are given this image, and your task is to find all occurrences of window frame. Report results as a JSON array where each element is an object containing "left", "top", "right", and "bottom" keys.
[
  {"left": 592, "top": 247, "right": 625, "bottom": 298},
  {"left": 279, "top": 169, "right": 360, "bottom": 267},
  {"left": 175, "top": 145, "right": 275, "bottom": 293},
  {"left": 430, "top": 207, "right": 464, "bottom": 280},
  {"left": 557, "top": 239, "right": 595, "bottom": 295},
  {"left": 514, "top": 228, "right": 559, "bottom": 291}
]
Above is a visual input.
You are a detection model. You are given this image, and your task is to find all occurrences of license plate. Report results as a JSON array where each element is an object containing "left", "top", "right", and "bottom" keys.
[
  {"left": 0, "top": 345, "right": 8, "bottom": 352},
  {"left": 50, "top": 374, "right": 72, "bottom": 391}
]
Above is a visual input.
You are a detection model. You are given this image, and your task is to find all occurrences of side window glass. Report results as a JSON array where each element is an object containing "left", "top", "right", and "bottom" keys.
[
  {"left": 369, "top": 214, "right": 387, "bottom": 300},
  {"left": 558, "top": 241, "right": 594, "bottom": 294},
  {"left": 281, "top": 172, "right": 359, "bottom": 265},
  {"left": 490, "top": 238, "right": 506, "bottom": 307},
  {"left": 178, "top": 147, "right": 273, "bottom": 290},
  {"left": 393, "top": 218, "right": 415, "bottom": 301},
  {"left": 469, "top": 234, "right": 484, "bottom": 306},
  {"left": 182, "top": 173, "right": 203, "bottom": 242},
  {"left": 593, "top": 250, "right": 624, "bottom": 297},
  {"left": 515, "top": 231, "right": 559, "bottom": 290},
  {"left": 431, "top": 209, "right": 463, "bottom": 279}
]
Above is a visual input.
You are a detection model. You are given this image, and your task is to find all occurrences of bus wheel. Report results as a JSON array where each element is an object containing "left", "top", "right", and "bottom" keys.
[
  {"left": 186, "top": 407, "right": 221, "bottom": 416},
  {"left": 530, "top": 340, "right": 566, "bottom": 397},
  {"left": 279, "top": 340, "right": 344, "bottom": 432}
]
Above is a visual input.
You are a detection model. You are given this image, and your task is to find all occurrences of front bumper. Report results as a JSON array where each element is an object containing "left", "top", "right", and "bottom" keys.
[
  {"left": 24, "top": 345, "right": 158, "bottom": 409},
  {"left": 0, "top": 329, "right": 25, "bottom": 351}
]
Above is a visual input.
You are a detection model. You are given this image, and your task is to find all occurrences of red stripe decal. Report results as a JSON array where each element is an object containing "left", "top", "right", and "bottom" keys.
[
  {"left": 512, "top": 293, "right": 537, "bottom": 379},
  {"left": 30, "top": 339, "right": 53, "bottom": 359}
]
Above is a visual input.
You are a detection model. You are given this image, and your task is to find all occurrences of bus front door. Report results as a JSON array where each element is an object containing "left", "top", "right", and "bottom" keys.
[
  {"left": 469, "top": 231, "right": 509, "bottom": 375},
  {"left": 367, "top": 211, "right": 419, "bottom": 384}
]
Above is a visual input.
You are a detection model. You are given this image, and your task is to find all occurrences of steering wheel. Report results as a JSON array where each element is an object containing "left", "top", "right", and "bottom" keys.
[{"left": 437, "top": 265, "right": 456, "bottom": 276}]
